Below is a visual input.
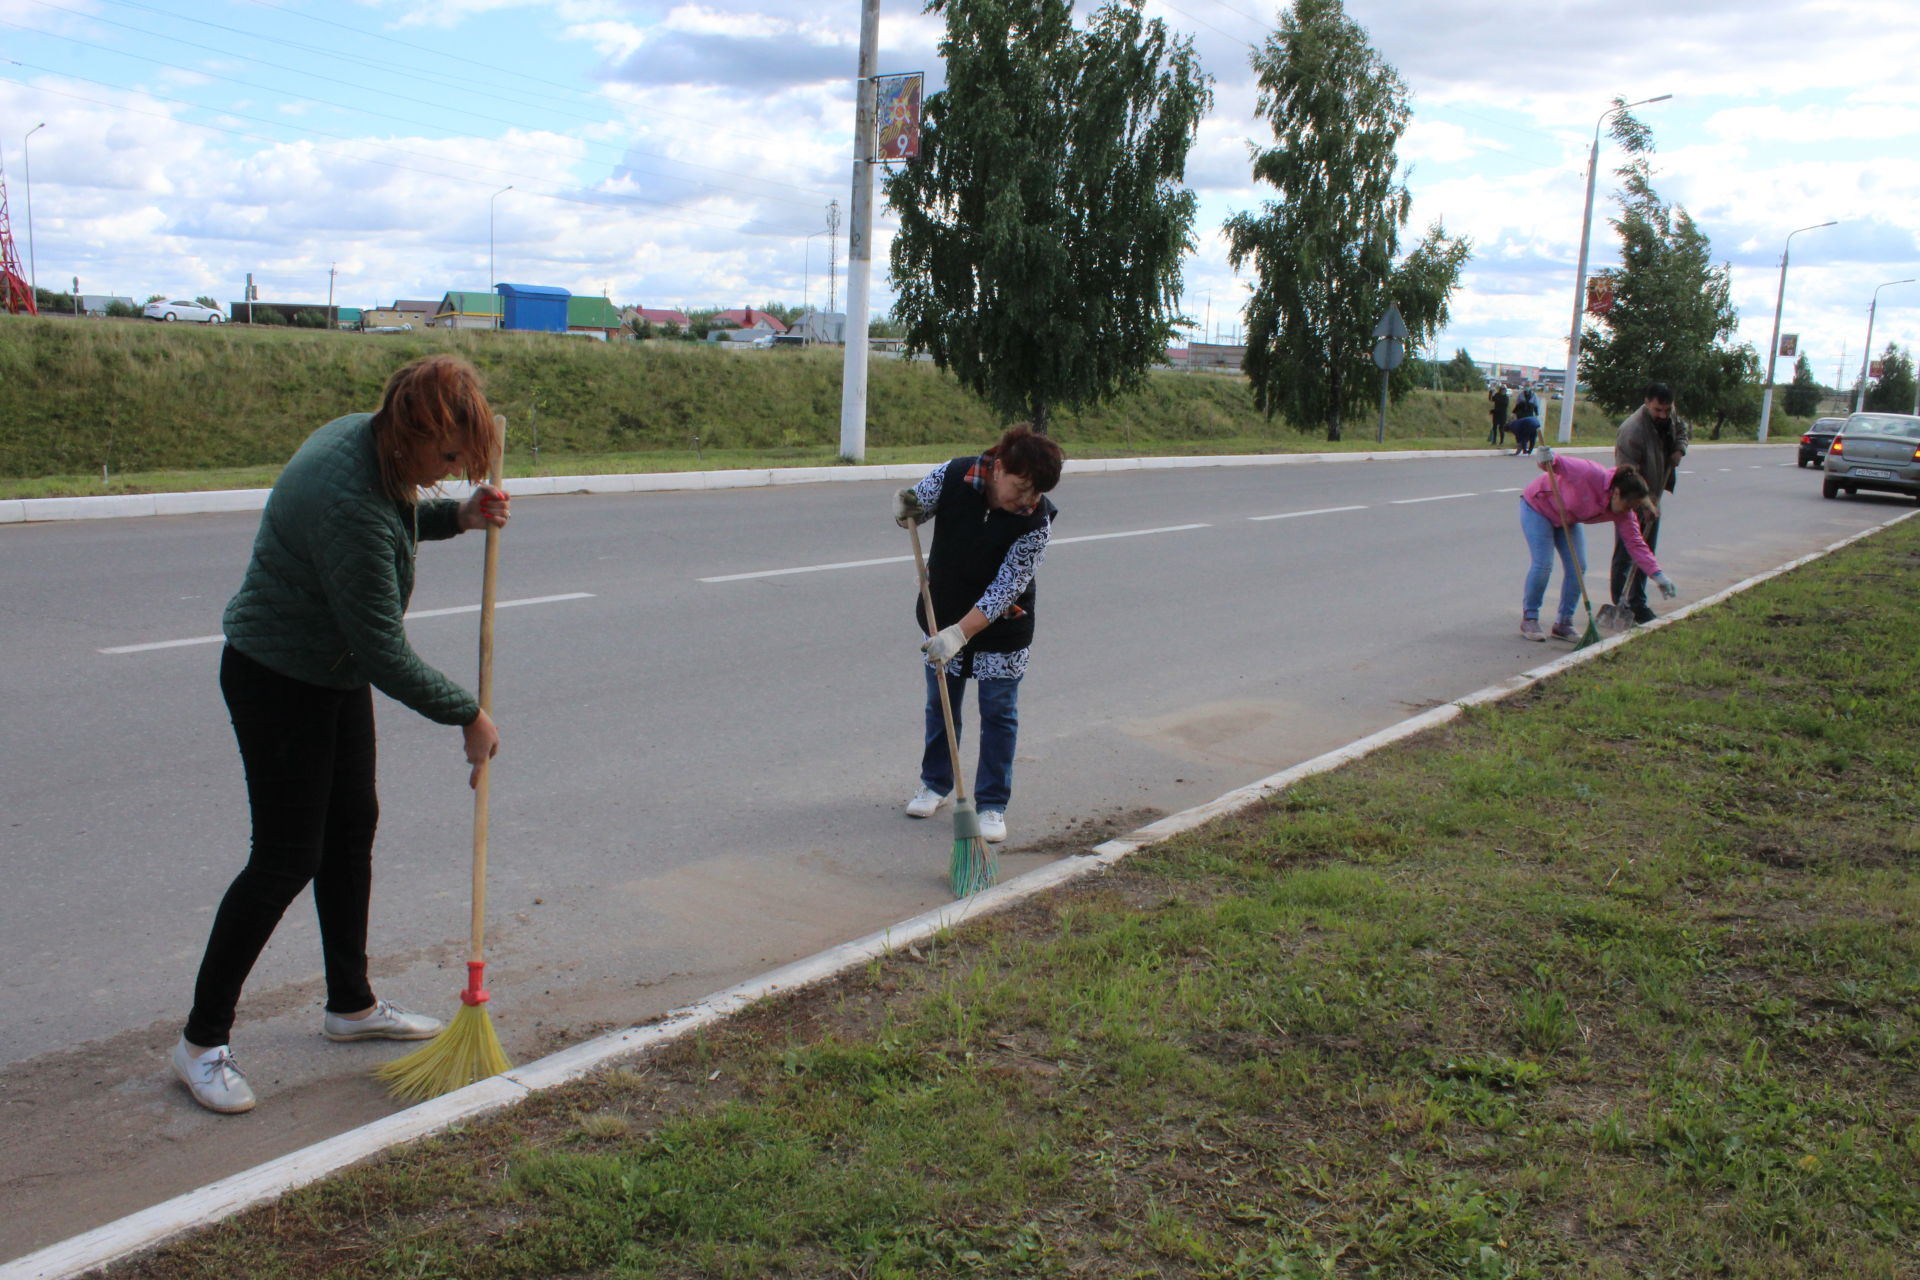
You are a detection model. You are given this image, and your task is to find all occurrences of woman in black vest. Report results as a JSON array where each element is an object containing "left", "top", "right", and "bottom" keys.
[{"left": 893, "top": 425, "right": 1063, "bottom": 845}]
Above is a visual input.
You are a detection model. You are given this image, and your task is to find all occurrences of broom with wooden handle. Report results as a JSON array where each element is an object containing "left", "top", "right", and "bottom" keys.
[
  {"left": 377, "top": 420, "right": 513, "bottom": 1101},
  {"left": 907, "top": 519, "right": 996, "bottom": 898}
]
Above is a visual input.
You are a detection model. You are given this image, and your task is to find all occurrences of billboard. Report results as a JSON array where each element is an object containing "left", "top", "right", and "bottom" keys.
[{"left": 875, "top": 73, "right": 924, "bottom": 162}]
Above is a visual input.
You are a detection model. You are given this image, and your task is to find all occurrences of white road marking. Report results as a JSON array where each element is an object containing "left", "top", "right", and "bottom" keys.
[
  {"left": 1247, "top": 504, "right": 1367, "bottom": 522},
  {"left": 1491, "top": 487, "right": 1524, "bottom": 494},
  {"left": 1390, "top": 492, "right": 1479, "bottom": 505},
  {"left": 98, "top": 593, "right": 596, "bottom": 654},
  {"left": 701, "top": 524, "right": 1211, "bottom": 582}
]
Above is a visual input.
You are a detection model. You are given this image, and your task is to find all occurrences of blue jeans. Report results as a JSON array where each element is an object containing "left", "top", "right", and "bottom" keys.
[
  {"left": 1519, "top": 498, "right": 1586, "bottom": 623},
  {"left": 920, "top": 666, "right": 1020, "bottom": 810}
]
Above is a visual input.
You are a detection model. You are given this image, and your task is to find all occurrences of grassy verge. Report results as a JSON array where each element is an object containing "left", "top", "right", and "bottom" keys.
[
  {"left": 0, "top": 316, "right": 1794, "bottom": 500},
  {"left": 108, "top": 517, "right": 1920, "bottom": 1278}
]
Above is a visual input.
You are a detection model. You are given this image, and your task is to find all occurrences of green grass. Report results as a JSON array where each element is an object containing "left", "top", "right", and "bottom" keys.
[
  {"left": 0, "top": 315, "right": 1803, "bottom": 499},
  {"left": 105, "top": 518, "right": 1920, "bottom": 1277}
]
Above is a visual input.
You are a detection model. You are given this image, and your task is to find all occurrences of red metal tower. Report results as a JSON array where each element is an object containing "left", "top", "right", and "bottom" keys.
[{"left": 0, "top": 155, "right": 38, "bottom": 315}]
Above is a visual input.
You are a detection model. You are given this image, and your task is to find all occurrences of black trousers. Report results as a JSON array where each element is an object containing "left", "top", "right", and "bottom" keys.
[
  {"left": 184, "top": 647, "right": 380, "bottom": 1047},
  {"left": 1610, "top": 511, "right": 1661, "bottom": 611}
]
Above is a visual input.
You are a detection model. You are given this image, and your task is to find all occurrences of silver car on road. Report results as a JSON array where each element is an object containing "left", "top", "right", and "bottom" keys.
[{"left": 1823, "top": 412, "right": 1920, "bottom": 503}]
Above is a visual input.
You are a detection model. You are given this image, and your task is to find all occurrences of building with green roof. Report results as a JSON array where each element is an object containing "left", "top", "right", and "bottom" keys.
[{"left": 430, "top": 291, "right": 503, "bottom": 330}]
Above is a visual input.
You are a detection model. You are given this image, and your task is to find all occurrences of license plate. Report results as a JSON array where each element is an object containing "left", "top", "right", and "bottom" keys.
[{"left": 1853, "top": 468, "right": 1896, "bottom": 479}]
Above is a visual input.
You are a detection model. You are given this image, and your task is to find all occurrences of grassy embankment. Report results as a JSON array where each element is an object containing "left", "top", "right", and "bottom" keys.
[
  {"left": 0, "top": 316, "right": 1774, "bottom": 500},
  {"left": 109, "top": 514, "right": 1920, "bottom": 1278}
]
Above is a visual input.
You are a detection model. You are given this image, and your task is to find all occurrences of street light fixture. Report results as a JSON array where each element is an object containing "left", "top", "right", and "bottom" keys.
[
  {"left": 488, "top": 185, "right": 512, "bottom": 330},
  {"left": 23, "top": 122, "right": 45, "bottom": 296},
  {"left": 1855, "top": 277, "right": 1915, "bottom": 412},
  {"left": 1556, "top": 93, "right": 1672, "bottom": 444},
  {"left": 1756, "top": 220, "right": 1836, "bottom": 442}
]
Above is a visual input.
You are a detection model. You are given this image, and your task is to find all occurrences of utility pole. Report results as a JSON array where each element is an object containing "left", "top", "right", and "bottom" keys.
[
  {"left": 826, "top": 199, "right": 841, "bottom": 317},
  {"left": 837, "top": 1, "right": 878, "bottom": 462},
  {"left": 328, "top": 264, "right": 336, "bottom": 331}
]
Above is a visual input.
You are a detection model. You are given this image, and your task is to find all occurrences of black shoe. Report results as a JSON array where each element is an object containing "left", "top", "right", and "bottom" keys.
[{"left": 1630, "top": 605, "right": 1657, "bottom": 625}]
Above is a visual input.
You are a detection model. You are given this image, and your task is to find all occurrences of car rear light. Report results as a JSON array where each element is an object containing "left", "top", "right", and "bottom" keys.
[
  {"left": 1829, "top": 438, "right": 1843, "bottom": 454},
  {"left": 1801, "top": 434, "right": 1812, "bottom": 445}
]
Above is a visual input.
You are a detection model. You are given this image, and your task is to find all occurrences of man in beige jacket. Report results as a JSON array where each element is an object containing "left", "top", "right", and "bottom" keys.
[{"left": 1610, "top": 380, "right": 1688, "bottom": 623}]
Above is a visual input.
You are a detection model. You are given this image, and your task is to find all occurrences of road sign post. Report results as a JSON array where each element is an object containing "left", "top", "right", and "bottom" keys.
[{"left": 1371, "top": 303, "right": 1408, "bottom": 444}]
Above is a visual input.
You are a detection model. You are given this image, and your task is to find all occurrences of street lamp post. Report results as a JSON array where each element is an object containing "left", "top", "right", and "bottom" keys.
[
  {"left": 23, "top": 122, "right": 45, "bottom": 297},
  {"left": 1557, "top": 94, "right": 1671, "bottom": 444},
  {"left": 1757, "top": 220, "right": 1836, "bottom": 442},
  {"left": 802, "top": 229, "right": 830, "bottom": 342},
  {"left": 488, "top": 185, "right": 512, "bottom": 330},
  {"left": 1855, "top": 278, "right": 1915, "bottom": 412}
]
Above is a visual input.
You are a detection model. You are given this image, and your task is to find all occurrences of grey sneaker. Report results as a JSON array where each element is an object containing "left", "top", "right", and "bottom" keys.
[
  {"left": 1550, "top": 621, "right": 1579, "bottom": 641},
  {"left": 905, "top": 785, "right": 951, "bottom": 819},
  {"left": 1519, "top": 618, "right": 1545, "bottom": 641},
  {"left": 978, "top": 809, "right": 1007, "bottom": 843},
  {"left": 322, "top": 999, "right": 443, "bottom": 1042},
  {"left": 172, "top": 1038, "right": 256, "bottom": 1114}
]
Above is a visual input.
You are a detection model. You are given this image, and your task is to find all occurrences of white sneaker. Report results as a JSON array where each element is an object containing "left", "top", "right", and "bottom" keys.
[
  {"left": 905, "top": 786, "right": 951, "bottom": 819},
  {"left": 322, "top": 998, "right": 443, "bottom": 1042},
  {"left": 978, "top": 809, "right": 1007, "bottom": 843},
  {"left": 171, "top": 1038, "right": 256, "bottom": 1114}
]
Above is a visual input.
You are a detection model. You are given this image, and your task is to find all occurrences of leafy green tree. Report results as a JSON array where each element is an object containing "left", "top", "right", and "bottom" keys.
[
  {"left": 1225, "top": 0, "right": 1469, "bottom": 440},
  {"left": 1443, "top": 348, "right": 1481, "bottom": 392},
  {"left": 194, "top": 295, "right": 221, "bottom": 311},
  {"left": 1783, "top": 353, "right": 1824, "bottom": 417},
  {"left": 1579, "top": 107, "right": 1746, "bottom": 420},
  {"left": 886, "top": 0, "right": 1211, "bottom": 431},
  {"left": 1864, "top": 342, "right": 1915, "bottom": 412}
]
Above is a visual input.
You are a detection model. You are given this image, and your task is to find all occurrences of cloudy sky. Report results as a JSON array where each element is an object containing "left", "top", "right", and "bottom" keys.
[{"left": 3, "top": 0, "right": 1916, "bottom": 391}]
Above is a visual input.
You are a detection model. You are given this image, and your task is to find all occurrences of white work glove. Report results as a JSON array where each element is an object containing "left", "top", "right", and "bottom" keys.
[
  {"left": 1534, "top": 445, "right": 1554, "bottom": 469},
  {"left": 892, "top": 487, "right": 927, "bottom": 527},
  {"left": 920, "top": 623, "right": 967, "bottom": 665},
  {"left": 1652, "top": 571, "right": 1678, "bottom": 599}
]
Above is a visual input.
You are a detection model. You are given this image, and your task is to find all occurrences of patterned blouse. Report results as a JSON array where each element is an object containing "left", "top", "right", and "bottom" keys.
[{"left": 911, "top": 457, "right": 1051, "bottom": 681}]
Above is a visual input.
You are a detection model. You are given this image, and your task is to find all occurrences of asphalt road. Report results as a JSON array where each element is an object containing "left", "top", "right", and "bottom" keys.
[{"left": 0, "top": 443, "right": 1907, "bottom": 1259}]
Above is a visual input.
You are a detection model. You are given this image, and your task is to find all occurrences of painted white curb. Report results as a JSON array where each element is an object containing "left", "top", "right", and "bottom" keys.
[
  {"left": 2, "top": 443, "right": 1715, "bottom": 524},
  {"left": 4, "top": 478, "right": 1887, "bottom": 1280}
]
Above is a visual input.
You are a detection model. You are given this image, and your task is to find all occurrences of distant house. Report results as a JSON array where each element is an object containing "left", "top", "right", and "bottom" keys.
[
  {"left": 708, "top": 307, "right": 788, "bottom": 334},
  {"left": 789, "top": 311, "right": 844, "bottom": 344},
  {"left": 567, "top": 295, "right": 624, "bottom": 340},
  {"left": 335, "top": 307, "right": 363, "bottom": 331},
  {"left": 363, "top": 299, "right": 436, "bottom": 329},
  {"left": 77, "top": 294, "right": 136, "bottom": 316},
  {"left": 497, "top": 283, "right": 570, "bottom": 333},
  {"left": 430, "top": 292, "right": 503, "bottom": 329},
  {"left": 620, "top": 306, "right": 690, "bottom": 333}
]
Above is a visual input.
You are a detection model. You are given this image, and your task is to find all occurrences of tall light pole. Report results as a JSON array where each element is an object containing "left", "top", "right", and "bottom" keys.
[
  {"left": 802, "top": 228, "right": 830, "bottom": 338},
  {"left": 23, "top": 122, "right": 45, "bottom": 296},
  {"left": 488, "top": 185, "right": 512, "bottom": 330},
  {"left": 1557, "top": 93, "right": 1671, "bottom": 444},
  {"left": 1855, "top": 278, "right": 1914, "bottom": 412},
  {"left": 836, "top": 3, "right": 877, "bottom": 462},
  {"left": 1756, "top": 220, "right": 1836, "bottom": 442}
]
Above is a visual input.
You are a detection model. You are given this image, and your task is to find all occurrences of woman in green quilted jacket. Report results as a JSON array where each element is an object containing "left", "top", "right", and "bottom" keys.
[{"left": 172, "top": 354, "right": 511, "bottom": 1115}]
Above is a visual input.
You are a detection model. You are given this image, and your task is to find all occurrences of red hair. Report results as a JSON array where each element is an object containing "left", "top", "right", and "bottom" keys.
[{"left": 370, "top": 355, "right": 499, "bottom": 503}]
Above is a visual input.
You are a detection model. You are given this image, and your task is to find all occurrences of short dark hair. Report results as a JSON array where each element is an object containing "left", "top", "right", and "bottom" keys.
[
  {"left": 995, "top": 424, "right": 1064, "bottom": 493},
  {"left": 1644, "top": 381, "right": 1674, "bottom": 404}
]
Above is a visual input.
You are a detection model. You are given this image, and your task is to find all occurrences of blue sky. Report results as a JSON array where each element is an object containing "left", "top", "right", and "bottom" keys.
[{"left": 3, "top": 0, "right": 1916, "bottom": 399}]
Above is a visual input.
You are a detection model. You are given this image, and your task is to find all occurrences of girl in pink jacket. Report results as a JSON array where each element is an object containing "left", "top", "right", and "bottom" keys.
[{"left": 1518, "top": 448, "right": 1677, "bottom": 640}]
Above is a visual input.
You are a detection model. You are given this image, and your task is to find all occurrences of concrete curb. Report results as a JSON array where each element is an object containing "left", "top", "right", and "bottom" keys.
[
  {"left": 2, "top": 444, "right": 1652, "bottom": 524},
  {"left": 2, "top": 451, "right": 1856, "bottom": 1280}
]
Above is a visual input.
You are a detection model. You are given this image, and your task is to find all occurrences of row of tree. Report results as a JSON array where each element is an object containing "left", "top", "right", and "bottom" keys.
[{"left": 881, "top": 0, "right": 1888, "bottom": 441}]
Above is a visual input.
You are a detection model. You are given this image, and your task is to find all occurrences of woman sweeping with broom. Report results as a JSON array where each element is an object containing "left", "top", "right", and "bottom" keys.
[
  {"left": 894, "top": 424, "right": 1063, "bottom": 850},
  {"left": 171, "top": 354, "right": 509, "bottom": 1115},
  {"left": 1517, "top": 446, "right": 1676, "bottom": 642}
]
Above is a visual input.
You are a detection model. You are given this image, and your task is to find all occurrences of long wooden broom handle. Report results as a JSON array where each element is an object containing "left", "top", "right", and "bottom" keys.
[
  {"left": 907, "top": 520, "right": 968, "bottom": 805},
  {"left": 469, "top": 420, "right": 504, "bottom": 969},
  {"left": 1542, "top": 460, "right": 1597, "bottom": 615}
]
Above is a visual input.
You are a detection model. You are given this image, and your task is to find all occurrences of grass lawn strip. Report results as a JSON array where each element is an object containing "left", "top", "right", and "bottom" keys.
[{"left": 108, "top": 521, "right": 1920, "bottom": 1280}]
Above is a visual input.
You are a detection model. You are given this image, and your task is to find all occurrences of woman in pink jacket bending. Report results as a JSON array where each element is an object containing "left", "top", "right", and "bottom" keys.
[{"left": 1518, "top": 447, "right": 1677, "bottom": 641}]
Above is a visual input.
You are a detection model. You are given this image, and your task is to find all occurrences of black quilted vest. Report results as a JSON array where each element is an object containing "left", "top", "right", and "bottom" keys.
[{"left": 914, "top": 455, "right": 1057, "bottom": 655}]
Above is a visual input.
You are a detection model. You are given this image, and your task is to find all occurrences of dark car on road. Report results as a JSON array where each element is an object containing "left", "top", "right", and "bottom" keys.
[
  {"left": 1823, "top": 412, "right": 1920, "bottom": 502},
  {"left": 1797, "top": 416, "right": 1847, "bottom": 467}
]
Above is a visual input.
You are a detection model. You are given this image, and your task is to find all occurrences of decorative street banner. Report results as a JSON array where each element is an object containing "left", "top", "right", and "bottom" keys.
[
  {"left": 1778, "top": 333, "right": 1798, "bottom": 358},
  {"left": 1585, "top": 273, "right": 1615, "bottom": 317},
  {"left": 874, "top": 73, "right": 924, "bottom": 162},
  {"left": 1871, "top": 359, "right": 1885, "bottom": 380}
]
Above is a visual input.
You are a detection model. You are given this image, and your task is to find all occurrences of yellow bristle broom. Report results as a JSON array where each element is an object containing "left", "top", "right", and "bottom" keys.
[
  {"left": 907, "top": 520, "right": 996, "bottom": 898},
  {"left": 377, "top": 422, "right": 513, "bottom": 1101}
]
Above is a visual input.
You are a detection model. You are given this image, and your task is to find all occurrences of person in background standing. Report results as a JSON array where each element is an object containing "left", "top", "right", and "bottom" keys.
[
  {"left": 1514, "top": 384, "right": 1542, "bottom": 422},
  {"left": 1487, "top": 383, "right": 1511, "bottom": 446},
  {"left": 1610, "top": 381, "right": 1687, "bottom": 624}
]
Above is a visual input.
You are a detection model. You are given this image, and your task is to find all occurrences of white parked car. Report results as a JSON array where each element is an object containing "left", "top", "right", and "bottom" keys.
[{"left": 144, "top": 298, "right": 225, "bottom": 323}]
